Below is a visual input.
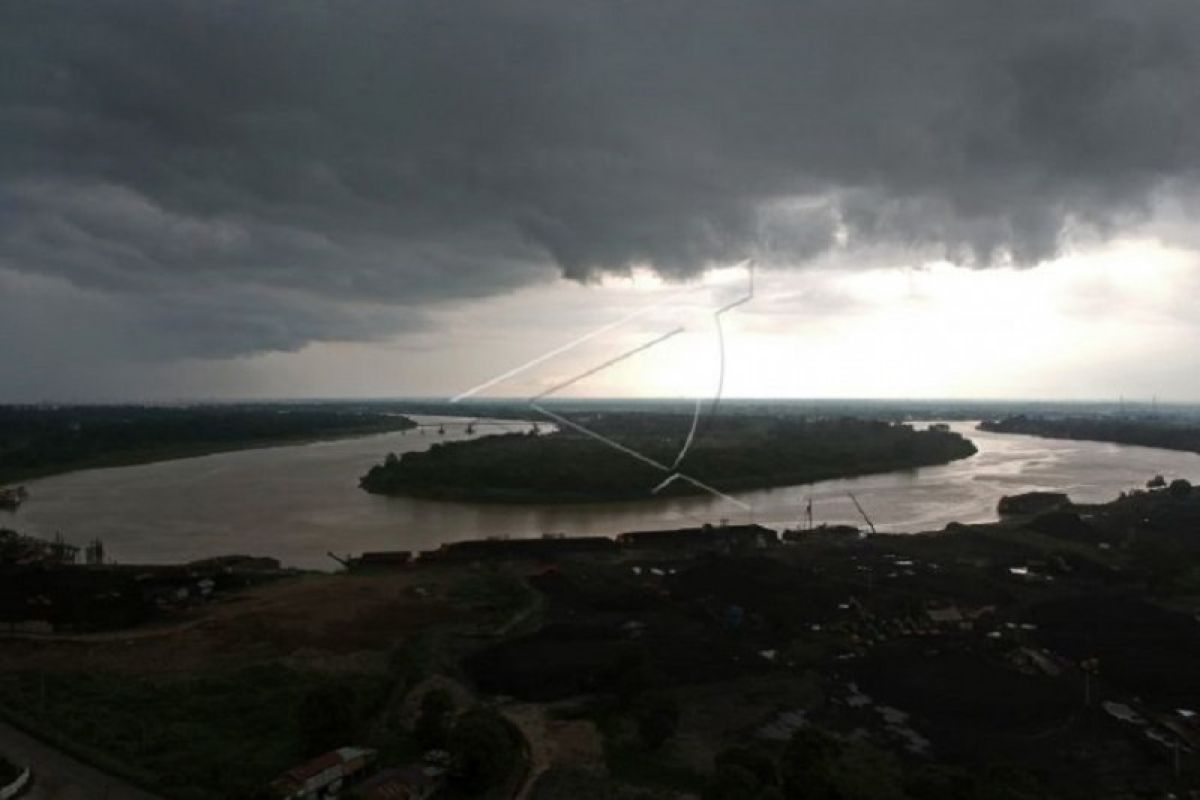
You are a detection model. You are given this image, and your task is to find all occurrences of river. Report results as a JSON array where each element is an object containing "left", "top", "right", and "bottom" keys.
[{"left": 7, "top": 418, "right": 1200, "bottom": 569}]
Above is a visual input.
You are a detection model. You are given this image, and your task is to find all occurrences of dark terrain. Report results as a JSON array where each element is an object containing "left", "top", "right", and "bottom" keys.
[{"left": 3, "top": 480, "right": 1200, "bottom": 798}]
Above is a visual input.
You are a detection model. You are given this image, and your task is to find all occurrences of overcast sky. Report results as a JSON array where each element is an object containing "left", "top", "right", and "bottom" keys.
[{"left": 3, "top": 1, "right": 1200, "bottom": 402}]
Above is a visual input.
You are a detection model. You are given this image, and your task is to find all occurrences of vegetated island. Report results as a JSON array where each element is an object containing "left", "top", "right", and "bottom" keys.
[
  {"left": 980, "top": 415, "right": 1200, "bottom": 455},
  {"left": 0, "top": 403, "right": 417, "bottom": 484},
  {"left": 360, "top": 413, "right": 977, "bottom": 502}
]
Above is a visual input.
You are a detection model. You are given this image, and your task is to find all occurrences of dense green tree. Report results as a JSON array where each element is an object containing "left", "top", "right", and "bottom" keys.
[
  {"left": 714, "top": 746, "right": 777, "bottom": 787},
  {"left": 610, "top": 647, "right": 658, "bottom": 705},
  {"left": 296, "top": 682, "right": 360, "bottom": 757},
  {"left": 387, "top": 634, "right": 439, "bottom": 687},
  {"left": 705, "top": 746, "right": 787, "bottom": 800},
  {"left": 361, "top": 415, "right": 977, "bottom": 501},
  {"left": 905, "top": 764, "right": 975, "bottom": 800},
  {"left": 827, "top": 740, "right": 906, "bottom": 800},
  {"left": 973, "top": 765, "right": 1054, "bottom": 800},
  {"left": 780, "top": 728, "right": 842, "bottom": 800},
  {"left": 633, "top": 692, "right": 680, "bottom": 750},
  {"left": 982, "top": 416, "right": 1200, "bottom": 460},
  {"left": 780, "top": 730, "right": 910, "bottom": 800},
  {"left": 414, "top": 687, "right": 455, "bottom": 749},
  {"left": 705, "top": 764, "right": 762, "bottom": 800},
  {"left": 449, "top": 707, "right": 522, "bottom": 794},
  {"left": 1132, "top": 536, "right": 1192, "bottom": 593},
  {"left": 0, "top": 405, "right": 415, "bottom": 484}
]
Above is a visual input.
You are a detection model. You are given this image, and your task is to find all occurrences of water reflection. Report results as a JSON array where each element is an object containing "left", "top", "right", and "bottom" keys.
[{"left": 12, "top": 418, "right": 1200, "bottom": 569}]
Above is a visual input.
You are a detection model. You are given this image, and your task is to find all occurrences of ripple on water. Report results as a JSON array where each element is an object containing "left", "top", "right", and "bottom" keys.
[{"left": 13, "top": 419, "right": 1200, "bottom": 569}]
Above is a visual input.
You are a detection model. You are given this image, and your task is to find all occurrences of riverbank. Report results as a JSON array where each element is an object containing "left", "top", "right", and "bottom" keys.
[
  {"left": 980, "top": 415, "right": 1200, "bottom": 456},
  {"left": 3, "top": 422, "right": 418, "bottom": 487},
  {"left": 3, "top": 481, "right": 1200, "bottom": 798},
  {"left": 14, "top": 420, "right": 1200, "bottom": 570},
  {"left": 0, "top": 404, "right": 418, "bottom": 485}
]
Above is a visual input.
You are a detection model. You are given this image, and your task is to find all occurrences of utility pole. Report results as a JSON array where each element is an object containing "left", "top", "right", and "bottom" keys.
[
  {"left": 1080, "top": 657, "right": 1099, "bottom": 708},
  {"left": 848, "top": 493, "right": 877, "bottom": 535}
]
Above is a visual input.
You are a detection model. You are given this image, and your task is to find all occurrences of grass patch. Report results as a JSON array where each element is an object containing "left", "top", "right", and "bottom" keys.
[
  {"left": 449, "top": 567, "right": 540, "bottom": 632},
  {"left": 0, "top": 664, "right": 391, "bottom": 799},
  {"left": 587, "top": 709, "right": 706, "bottom": 795},
  {"left": 605, "top": 745, "right": 708, "bottom": 795}
]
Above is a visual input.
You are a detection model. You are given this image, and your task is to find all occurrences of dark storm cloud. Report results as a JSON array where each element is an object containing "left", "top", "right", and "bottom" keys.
[
  {"left": 2, "top": 0, "right": 1199, "bottom": 358},
  {"left": 0, "top": 268, "right": 424, "bottom": 364}
]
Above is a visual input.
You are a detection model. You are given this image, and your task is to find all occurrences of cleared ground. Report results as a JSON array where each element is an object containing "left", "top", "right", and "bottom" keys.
[{"left": 0, "top": 569, "right": 468, "bottom": 675}]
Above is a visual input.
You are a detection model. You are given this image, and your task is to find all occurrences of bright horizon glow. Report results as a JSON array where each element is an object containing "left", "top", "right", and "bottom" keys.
[
  {"left": 20, "top": 236, "right": 1196, "bottom": 404},
  {"left": 418, "top": 238, "right": 1198, "bottom": 403}
]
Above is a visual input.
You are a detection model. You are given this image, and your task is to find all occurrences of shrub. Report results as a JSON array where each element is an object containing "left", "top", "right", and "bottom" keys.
[
  {"left": 414, "top": 688, "right": 455, "bottom": 749},
  {"left": 780, "top": 728, "right": 841, "bottom": 800},
  {"left": 297, "top": 682, "right": 360, "bottom": 757},
  {"left": 449, "top": 708, "right": 522, "bottom": 794},
  {"left": 633, "top": 693, "right": 679, "bottom": 751},
  {"left": 0, "top": 754, "right": 22, "bottom": 785},
  {"left": 714, "top": 746, "right": 777, "bottom": 787},
  {"left": 704, "top": 764, "right": 761, "bottom": 800}
]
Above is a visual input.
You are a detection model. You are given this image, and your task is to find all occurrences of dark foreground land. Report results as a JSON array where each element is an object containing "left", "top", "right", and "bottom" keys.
[
  {"left": 0, "top": 403, "right": 416, "bottom": 485},
  {"left": 3, "top": 478, "right": 1200, "bottom": 798},
  {"left": 361, "top": 414, "right": 977, "bottom": 502},
  {"left": 981, "top": 415, "right": 1200, "bottom": 455}
]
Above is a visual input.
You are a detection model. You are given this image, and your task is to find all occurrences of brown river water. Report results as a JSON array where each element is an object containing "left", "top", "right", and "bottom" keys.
[{"left": 8, "top": 419, "right": 1200, "bottom": 570}]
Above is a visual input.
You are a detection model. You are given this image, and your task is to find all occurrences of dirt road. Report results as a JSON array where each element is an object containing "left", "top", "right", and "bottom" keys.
[{"left": 0, "top": 718, "right": 162, "bottom": 800}]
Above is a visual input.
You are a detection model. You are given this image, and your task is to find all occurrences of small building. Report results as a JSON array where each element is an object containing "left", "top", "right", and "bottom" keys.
[
  {"left": 997, "top": 492, "right": 1070, "bottom": 516},
  {"left": 926, "top": 606, "right": 963, "bottom": 625},
  {"left": 187, "top": 554, "right": 282, "bottom": 572},
  {"left": 782, "top": 524, "right": 860, "bottom": 542},
  {"left": 351, "top": 551, "right": 414, "bottom": 570},
  {"left": 617, "top": 524, "right": 778, "bottom": 552},
  {"left": 351, "top": 765, "right": 442, "bottom": 800},
  {"left": 270, "top": 746, "right": 377, "bottom": 800},
  {"left": 0, "top": 529, "right": 78, "bottom": 566},
  {"left": 420, "top": 535, "right": 618, "bottom": 563}
]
